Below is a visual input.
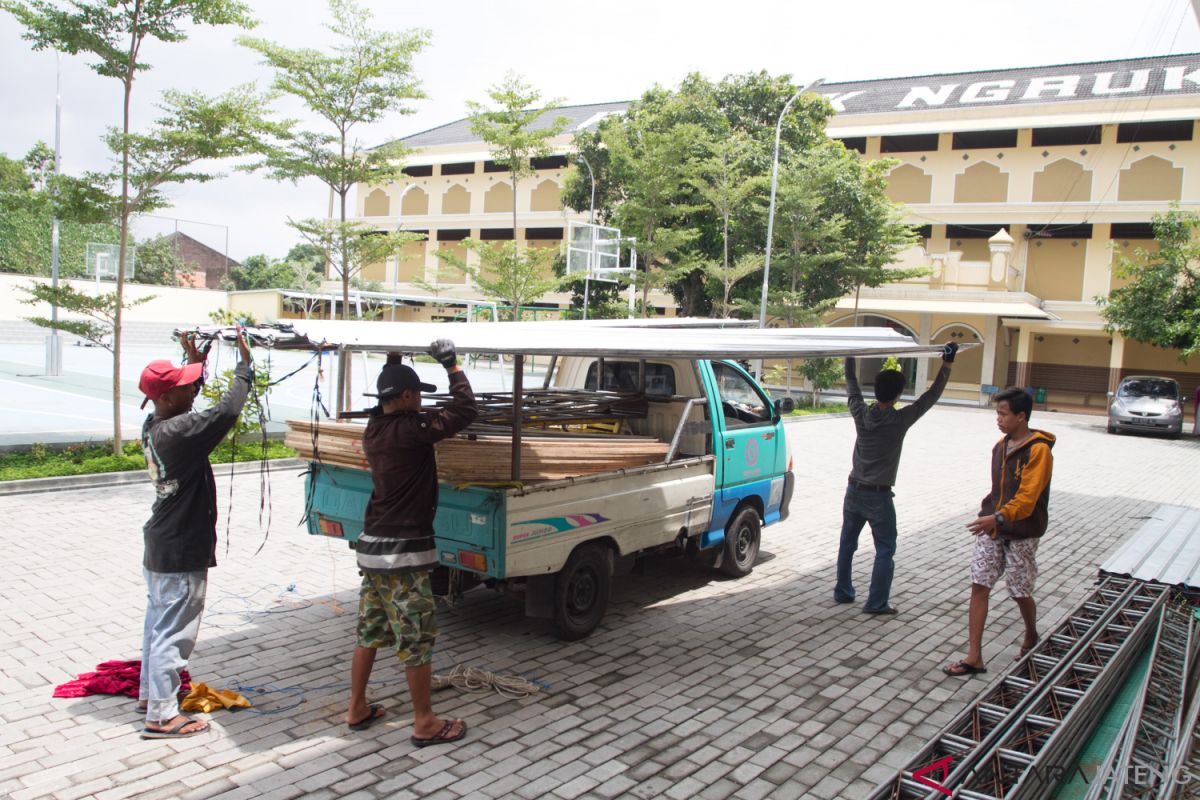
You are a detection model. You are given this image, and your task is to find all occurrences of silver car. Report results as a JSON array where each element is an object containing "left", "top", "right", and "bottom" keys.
[{"left": 1107, "top": 376, "right": 1184, "bottom": 438}]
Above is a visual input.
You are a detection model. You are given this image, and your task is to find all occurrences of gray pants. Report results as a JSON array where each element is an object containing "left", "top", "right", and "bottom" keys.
[{"left": 139, "top": 568, "right": 207, "bottom": 722}]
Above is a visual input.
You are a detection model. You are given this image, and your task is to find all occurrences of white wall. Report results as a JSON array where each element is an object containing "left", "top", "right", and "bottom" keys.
[{"left": 0, "top": 273, "right": 227, "bottom": 324}]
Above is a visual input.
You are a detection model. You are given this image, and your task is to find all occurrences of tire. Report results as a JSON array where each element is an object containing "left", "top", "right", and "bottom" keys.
[
  {"left": 1107, "top": 423, "right": 1116, "bottom": 434},
  {"left": 720, "top": 506, "right": 761, "bottom": 578},
  {"left": 553, "top": 543, "right": 612, "bottom": 640}
]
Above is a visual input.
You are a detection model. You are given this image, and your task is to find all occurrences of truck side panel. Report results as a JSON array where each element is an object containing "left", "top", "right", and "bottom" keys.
[{"left": 503, "top": 459, "right": 716, "bottom": 578}]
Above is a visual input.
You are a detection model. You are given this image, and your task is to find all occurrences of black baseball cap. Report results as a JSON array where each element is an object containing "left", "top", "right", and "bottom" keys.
[{"left": 366, "top": 363, "right": 436, "bottom": 399}]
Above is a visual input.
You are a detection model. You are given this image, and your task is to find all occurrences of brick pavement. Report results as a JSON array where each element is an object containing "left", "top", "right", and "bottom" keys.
[{"left": 0, "top": 407, "right": 1196, "bottom": 800}]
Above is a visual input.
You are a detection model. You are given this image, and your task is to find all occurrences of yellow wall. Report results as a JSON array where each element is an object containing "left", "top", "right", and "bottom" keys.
[
  {"left": 397, "top": 241, "right": 427, "bottom": 282},
  {"left": 1122, "top": 339, "right": 1200, "bottom": 377},
  {"left": 886, "top": 163, "right": 933, "bottom": 204},
  {"left": 1034, "top": 332, "right": 1110, "bottom": 364},
  {"left": 484, "top": 182, "right": 513, "bottom": 214},
  {"left": 442, "top": 185, "right": 470, "bottom": 214},
  {"left": 1025, "top": 239, "right": 1086, "bottom": 301},
  {"left": 435, "top": 243, "right": 468, "bottom": 284},
  {"left": 530, "top": 179, "right": 561, "bottom": 212},
  {"left": 364, "top": 189, "right": 390, "bottom": 217},
  {"left": 360, "top": 260, "right": 386, "bottom": 282}
]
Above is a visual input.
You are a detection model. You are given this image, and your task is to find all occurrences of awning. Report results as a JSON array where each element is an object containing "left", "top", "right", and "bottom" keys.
[
  {"left": 835, "top": 297, "right": 1050, "bottom": 319},
  {"left": 185, "top": 319, "right": 954, "bottom": 360}
]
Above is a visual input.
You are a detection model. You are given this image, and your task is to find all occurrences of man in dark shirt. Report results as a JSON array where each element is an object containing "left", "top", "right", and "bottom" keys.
[
  {"left": 834, "top": 344, "right": 956, "bottom": 615},
  {"left": 138, "top": 328, "right": 252, "bottom": 738},
  {"left": 345, "top": 339, "right": 477, "bottom": 747}
]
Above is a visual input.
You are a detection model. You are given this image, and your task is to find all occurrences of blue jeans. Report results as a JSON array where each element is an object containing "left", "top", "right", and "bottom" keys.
[
  {"left": 834, "top": 486, "right": 898, "bottom": 611},
  {"left": 139, "top": 569, "right": 207, "bottom": 722}
]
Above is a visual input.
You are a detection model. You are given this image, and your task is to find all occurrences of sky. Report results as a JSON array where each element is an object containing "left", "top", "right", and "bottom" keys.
[{"left": 3, "top": 0, "right": 1200, "bottom": 263}]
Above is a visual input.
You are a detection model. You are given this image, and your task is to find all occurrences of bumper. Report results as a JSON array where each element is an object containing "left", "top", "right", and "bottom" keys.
[
  {"left": 779, "top": 471, "right": 795, "bottom": 521},
  {"left": 1111, "top": 415, "right": 1183, "bottom": 435}
]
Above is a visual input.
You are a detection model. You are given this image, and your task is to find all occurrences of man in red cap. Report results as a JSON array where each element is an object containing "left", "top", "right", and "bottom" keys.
[
  {"left": 136, "top": 328, "right": 252, "bottom": 739},
  {"left": 344, "top": 339, "right": 477, "bottom": 747}
]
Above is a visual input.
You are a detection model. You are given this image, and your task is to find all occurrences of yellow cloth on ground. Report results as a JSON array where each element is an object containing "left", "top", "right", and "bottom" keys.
[{"left": 179, "top": 682, "right": 251, "bottom": 713}]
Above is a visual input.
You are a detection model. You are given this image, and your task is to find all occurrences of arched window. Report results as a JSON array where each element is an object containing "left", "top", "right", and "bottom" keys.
[
  {"left": 954, "top": 162, "right": 1008, "bottom": 203},
  {"left": 441, "top": 184, "right": 470, "bottom": 214},
  {"left": 363, "top": 188, "right": 390, "bottom": 217},
  {"left": 484, "top": 182, "right": 513, "bottom": 214},
  {"left": 1032, "top": 159, "right": 1091, "bottom": 203},
  {"left": 530, "top": 179, "right": 561, "bottom": 212},
  {"left": 400, "top": 187, "right": 429, "bottom": 216},
  {"left": 1118, "top": 156, "right": 1182, "bottom": 201},
  {"left": 885, "top": 164, "right": 932, "bottom": 204}
]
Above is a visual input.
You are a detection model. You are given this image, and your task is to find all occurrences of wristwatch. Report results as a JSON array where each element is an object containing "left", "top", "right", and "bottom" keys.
[{"left": 995, "top": 512, "right": 1006, "bottom": 528}]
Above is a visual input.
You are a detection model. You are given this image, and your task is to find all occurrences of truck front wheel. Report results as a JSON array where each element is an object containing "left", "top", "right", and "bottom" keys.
[
  {"left": 553, "top": 543, "right": 612, "bottom": 640},
  {"left": 720, "top": 507, "right": 761, "bottom": 578}
]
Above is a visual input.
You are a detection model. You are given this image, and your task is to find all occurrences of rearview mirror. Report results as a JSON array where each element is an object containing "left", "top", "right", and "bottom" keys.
[{"left": 776, "top": 396, "right": 796, "bottom": 415}]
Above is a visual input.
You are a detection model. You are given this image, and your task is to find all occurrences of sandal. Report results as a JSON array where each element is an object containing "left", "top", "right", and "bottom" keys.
[
  {"left": 1016, "top": 636, "right": 1041, "bottom": 660},
  {"left": 347, "top": 704, "right": 385, "bottom": 732},
  {"left": 140, "top": 716, "right": 209, "bottom": 739},
  {"left": 942, "top": 660, "right": 987, "bottom": 677},
  {"left": 411, "top": 718, "right": 467, "bottom": 748}
]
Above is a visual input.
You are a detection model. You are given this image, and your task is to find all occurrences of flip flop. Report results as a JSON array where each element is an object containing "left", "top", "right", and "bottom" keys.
[
  {"left": 347, "top": 704, "right": 385, "bottom": 732},
  {"left": 140, "top": 717, "right": 209, "bottom": 739},
  {"left": 411, "top": 718, "right": 467, "bottom": 748},
  {"left": 942, "top": 660, "right": 987, "bottom": 677}
]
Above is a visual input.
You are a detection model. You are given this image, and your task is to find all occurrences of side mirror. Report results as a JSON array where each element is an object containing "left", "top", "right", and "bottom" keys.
[
  {"left": 1106, "top": 391, "right": 1114, "bottom": 399},
  {"left": 776, "top": 396, "right": 796, "bottom": 415}
]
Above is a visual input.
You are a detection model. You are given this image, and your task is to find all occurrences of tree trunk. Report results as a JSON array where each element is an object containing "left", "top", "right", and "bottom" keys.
[
  {"left": 853, "top": 281, "right": 863, "bottom": 326},
  {"left": 112, "top": 6, "right": 142, "bottom": 456},
  {"left": 340, "top": 131, "right": 350, "bottom": 321}
]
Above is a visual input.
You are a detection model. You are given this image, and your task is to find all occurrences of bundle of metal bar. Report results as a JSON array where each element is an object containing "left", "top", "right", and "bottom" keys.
[
  {"left": 868, "top": 577, "right": 1146, "bottom": 799},
  {"left": 1163, "top": 672, "right": 1200, "bottom": 798},
  {"left": 949, "top": 581, "right": 1168, "bottom": 800}
]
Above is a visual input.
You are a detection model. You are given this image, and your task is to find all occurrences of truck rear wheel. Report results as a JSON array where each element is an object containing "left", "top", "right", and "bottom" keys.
[
  {"left": 720, "top": 507, "right": 761, "bottom": 578},
  {"left": 553, "top": 543, "right": 612, "bottom": 640}
]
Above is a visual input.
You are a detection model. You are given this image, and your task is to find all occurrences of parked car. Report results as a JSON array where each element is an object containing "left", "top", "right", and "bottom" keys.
[{"left": 1107, "top": 376, "right": 1184, "bottom": 438}]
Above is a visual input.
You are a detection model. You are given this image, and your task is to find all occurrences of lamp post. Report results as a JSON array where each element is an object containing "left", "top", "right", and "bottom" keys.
[
  {"left": 45, "top": 51, "right": 64, "bottom": 376},
  {"left": 577, "top": 155, "right": 596, "bottom": 320},
  {"left": 758, "top": 78, "right": 824, "bottom": 329}
]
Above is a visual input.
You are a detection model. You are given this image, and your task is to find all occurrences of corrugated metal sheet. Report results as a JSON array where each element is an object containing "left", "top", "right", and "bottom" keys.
[
  {"left": 245, "top": 320, "right": 952, "bottom": 360},
  {"left": 1099, "top": 505, "right": 1200, "bottom": 590}
]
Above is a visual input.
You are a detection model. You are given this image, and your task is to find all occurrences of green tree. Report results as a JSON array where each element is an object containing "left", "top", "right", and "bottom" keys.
[
  {"left": 467, "top": 72, "right": 570, "bottom": 236},
  {"left": 435, "top": 239, "right": 559, "bottom": 320},
  {"left": 21, "top": 281, "right": 150, "bottom": 349},
  {"left": 225, "top": 253, "right": 296, "bottom": 291},
  {"left": 0, "top": 144, "right": 119, "bottom": 276},
  {"left": 239, "top": 0, "right": 428, "bottom": 320},
  {"left": 3, "top": 0, "right": 259, "bottom": 453},
  {"left": 798, "top": 357, "right": 842, "bottom": 407},
  {"left": 690, "top": 132, "right": 760, "bottom": 316},
  {"left": 133, "top": 234, "right": 194, "bottom": 286},
  {"left": 290, "top": 219, "right": 420, "bottom": 317},
  {"left": 1100, "top": 208, "right": 1200, "bottom": 359}
]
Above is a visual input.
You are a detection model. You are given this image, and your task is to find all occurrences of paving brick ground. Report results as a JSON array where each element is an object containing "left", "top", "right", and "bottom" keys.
[{"left": 1, "top": 407, "right": 1197, "bottom": 800}]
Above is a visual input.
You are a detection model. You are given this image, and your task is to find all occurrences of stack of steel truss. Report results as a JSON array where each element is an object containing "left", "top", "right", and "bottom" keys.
[
  {"left": 1082, "top": 599, "right": 1197, "bottom": 799},
  {"left": 868, "top": 577, "right": 1171, "bottom": 800}
]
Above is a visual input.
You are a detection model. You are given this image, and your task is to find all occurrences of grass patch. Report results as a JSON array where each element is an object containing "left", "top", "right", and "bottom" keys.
[{"left": 0, "top": 439, "right": 296, "bottom": 482}]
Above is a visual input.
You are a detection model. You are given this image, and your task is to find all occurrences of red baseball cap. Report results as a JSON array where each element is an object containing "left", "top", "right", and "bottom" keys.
[{"left": 139, "top": 360, "right": 205, "bottom": 408}]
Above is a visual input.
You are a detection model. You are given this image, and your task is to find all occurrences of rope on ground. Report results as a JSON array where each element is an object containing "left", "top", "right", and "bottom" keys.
[{"left": 431, "top": 665, "right": 543, "bottom": 699}]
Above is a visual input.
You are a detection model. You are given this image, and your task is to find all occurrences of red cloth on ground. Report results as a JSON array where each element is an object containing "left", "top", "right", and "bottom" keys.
[{"left": 52, "top": 660, "right": 191, "bottom": 699}]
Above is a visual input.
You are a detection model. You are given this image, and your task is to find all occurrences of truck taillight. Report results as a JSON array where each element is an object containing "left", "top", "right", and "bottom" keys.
[
  {"left": 788, "top": 454, "right": 793, "bottom": 472},
  {"left": 458, "top": 550, "right": 487, "bottom": 572}
]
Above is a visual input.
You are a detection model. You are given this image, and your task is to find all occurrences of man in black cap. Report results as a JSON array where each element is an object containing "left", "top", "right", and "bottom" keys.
[{"left": 344, "top": 339, "right": 478, "bottom": 748}]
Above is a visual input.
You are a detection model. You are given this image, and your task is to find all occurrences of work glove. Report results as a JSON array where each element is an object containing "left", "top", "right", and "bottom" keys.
[
  {"left": 429, "top": 339, "right": 457, "bottom": 369},
  {"left": 942, "top": 342, "right": 958, "bottom": 363}
]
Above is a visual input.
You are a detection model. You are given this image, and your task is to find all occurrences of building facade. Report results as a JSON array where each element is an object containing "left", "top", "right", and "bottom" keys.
[
  {"left": 822, "top": 53, "right": 1200, "bottom": 407},
  {"left": 348, "top": 53, "right": 1200, "bottom": 409}
]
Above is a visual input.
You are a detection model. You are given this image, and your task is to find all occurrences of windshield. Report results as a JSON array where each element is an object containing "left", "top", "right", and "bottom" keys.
[{"left": 1119, "top": 379, "right": 1179, "bottom": 399}]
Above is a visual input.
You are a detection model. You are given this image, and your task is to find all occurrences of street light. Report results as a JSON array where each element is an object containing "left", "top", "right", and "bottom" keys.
[
  {"left": 577, "top": 155, "right": 597, "bottom": 319},
  {"left": 758, "top": 78, "right": 824, "bottom": 329}
]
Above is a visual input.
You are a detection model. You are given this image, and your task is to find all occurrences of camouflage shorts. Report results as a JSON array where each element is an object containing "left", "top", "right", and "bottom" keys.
[{"left": 355, "top": 571, "right": 438, "bottom": 666}]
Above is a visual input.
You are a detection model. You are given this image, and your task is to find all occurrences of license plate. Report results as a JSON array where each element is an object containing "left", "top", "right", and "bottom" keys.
[{"left": 1130, "top": 417, "right": 1155, "bottom": 425}]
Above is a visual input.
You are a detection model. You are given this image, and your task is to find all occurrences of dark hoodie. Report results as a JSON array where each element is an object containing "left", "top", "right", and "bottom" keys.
[
  {"left": 846, "top": 359, "right": 950, "bottom": 487},
  {"left": 979, "top": 430, "right": 1056, "bottom": 540}
]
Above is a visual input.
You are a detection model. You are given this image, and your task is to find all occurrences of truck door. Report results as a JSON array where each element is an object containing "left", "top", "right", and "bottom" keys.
[{"left": 706, "top": 360, "right": 779, "bottom": 513}]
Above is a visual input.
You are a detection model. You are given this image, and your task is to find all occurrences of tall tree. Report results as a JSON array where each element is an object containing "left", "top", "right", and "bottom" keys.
[
  {"left": 289, "top": 218, "right": 420, "bottom": 317},
  {"left": 1100, "top": 208, "right": 1200, "bottom": 360},
  {"left": 691, "top": 131, "right": 759, "bottom": 316},
  {"left": 435, "top": 239, "right": 559, "bottom": 321},
  {"left": 467, "top": 72, "right": 570, "bottom": 236},
  {"left": 240, "top": 0, "right": 429, "bottom": 318},
  {"left": 3, "top": 0, "right": 256, "bottom": 452}
]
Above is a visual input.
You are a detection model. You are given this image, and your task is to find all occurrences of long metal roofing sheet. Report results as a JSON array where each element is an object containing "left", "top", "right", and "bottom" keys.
[
  {"left": 214, "top": 319, "right": 950, "bottom": 360},
  {"left": 1099, "top": 504, "right": 1200, "bottom": 590}
]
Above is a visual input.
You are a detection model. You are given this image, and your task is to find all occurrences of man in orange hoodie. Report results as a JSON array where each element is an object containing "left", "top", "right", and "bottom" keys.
[{"left": 944, "top": 387, "right": 1055, "bottom": 677}]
